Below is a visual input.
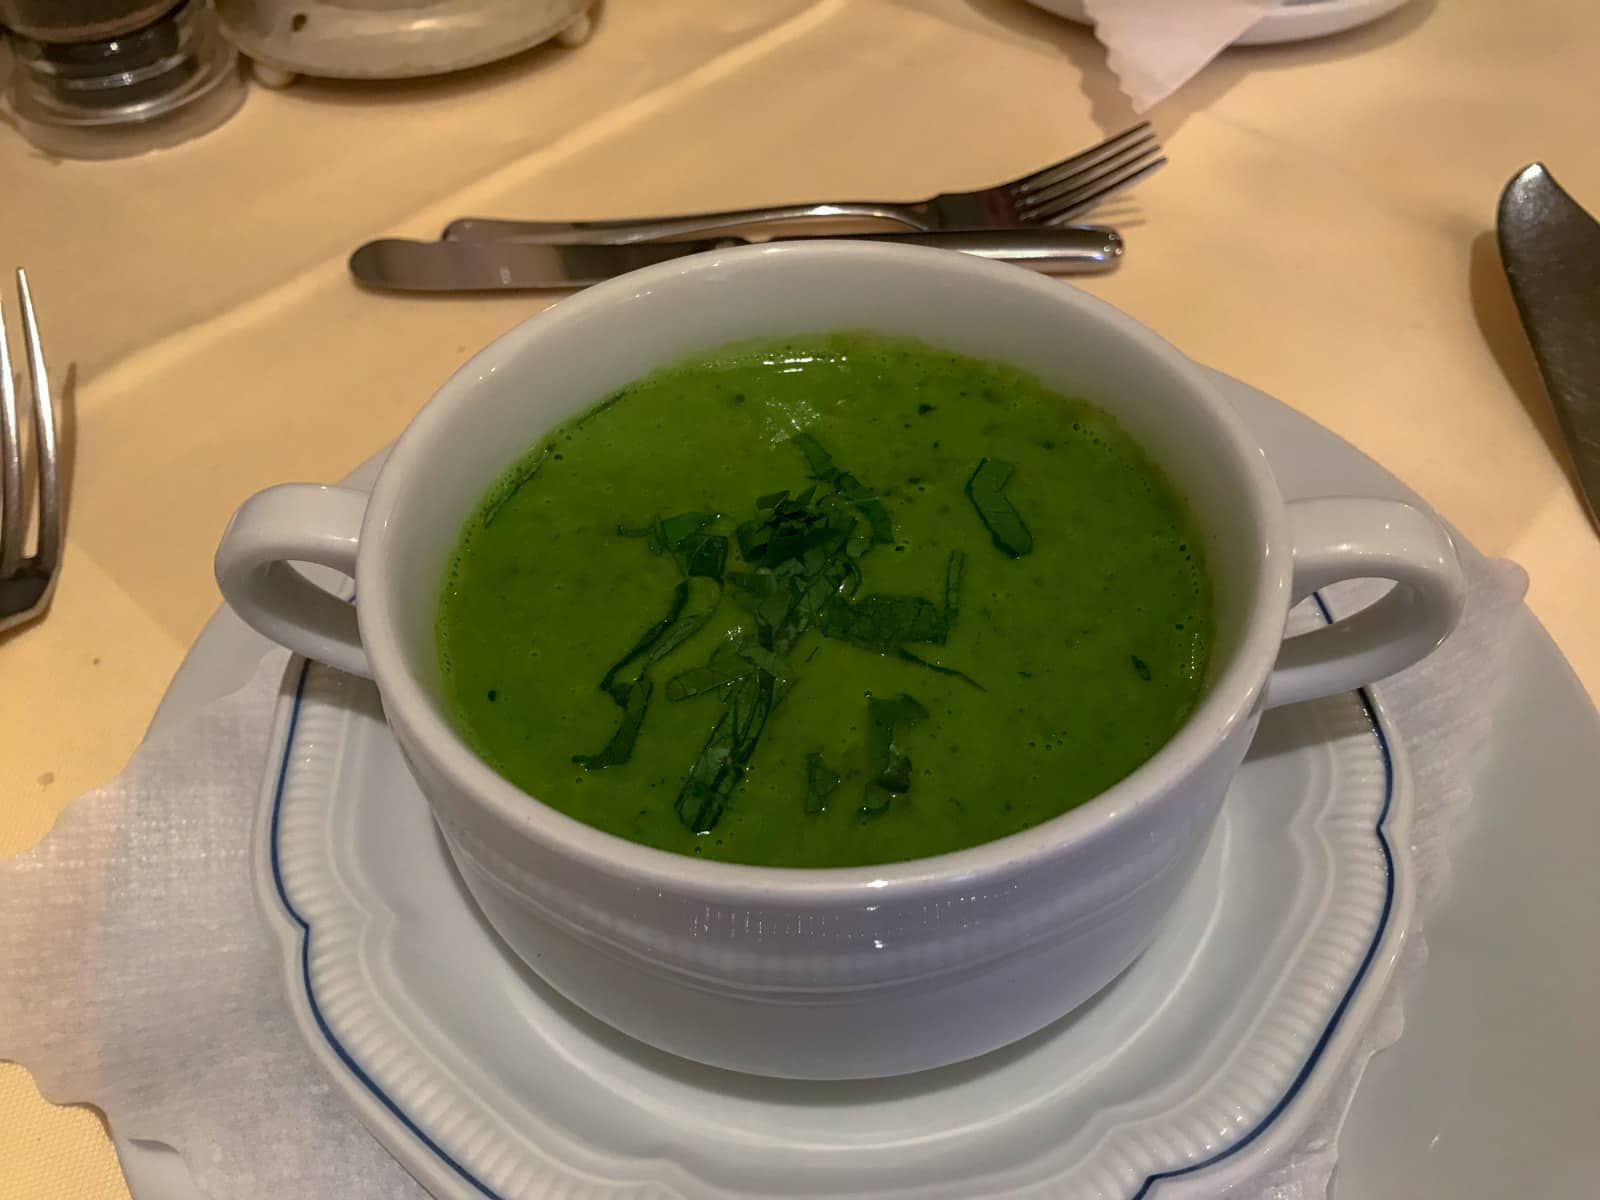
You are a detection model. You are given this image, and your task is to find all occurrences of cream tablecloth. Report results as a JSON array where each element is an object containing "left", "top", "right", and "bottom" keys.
[{"left": 2, "top": 0, "right": 1596, "bottom": 1195}]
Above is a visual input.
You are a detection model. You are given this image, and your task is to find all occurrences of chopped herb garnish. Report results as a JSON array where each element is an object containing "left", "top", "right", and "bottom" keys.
[
  {"left": 573, "top": 677, "right": 652, "bottom": 770},
  {"left": 831, "top": 471, "right": 894, "bottom": 545},
  {"left": 582, "top": 436, "right": 979, "bottom": 832},
  {"left": 664, "top": 662, "right": 749, "bottom": 700},
  {"left": 734, "top": 490, "right": 851, "bottom": 569},
  {"left": 804, "top": 751, "right": 841, "bottom": 814},
  {"left": 595, "top": 577, "right": 720, "bottom": 705},
  {"left": 481, "top": 450, "right": 546, "bottom": 529},
  {"left": 943, "top": 549, "right": 964, "bottom": 624},
  {"left": 1131, "top": 654, "right": 1152, "bottom": 682},
  {"left": 568, "top": 387, "right": 628, "bottom": 433},
  {"left": 789, "top": 433, "right": 893, "bottom": 543},
  {"left": 789, "top": 431, "right": 834, "bottom": 476},
  {"left": 895, "top": 647, "right": 983, "bottom": 690},
  {"left": 965, "top": 458, "right": 1033, "bottom": 558},
  {"left": 861, "top": 693, "right": 928, "bottom": 817},
  {"left": 678, "top": 532, "right": 728, "bottom": 581},
  {"left": 660, "top": 511, "right": 718, "bottom": 547},
  {"left": 595, "top": 580, "right": 688, "bottom": 704},
  {"left": 819, "top": 550, "right": 963, "bottom": 654},
  {"left": 822, "top": 594, "right": 948, "bottom": 652},
  {"left": 644, "top": 578, "right": 722, "bottom": 666},
  {"left": 618, "top": 512, "right": 725, "bottom": 579},
  {"left": 666, "top": 645, "right": 752, "bottom": 700},
  {"left": 577, "top": 574, "right": 722, "bottom": 772},
  {"left": 675, "top": 668, "right": 788, "bottom": 832}
]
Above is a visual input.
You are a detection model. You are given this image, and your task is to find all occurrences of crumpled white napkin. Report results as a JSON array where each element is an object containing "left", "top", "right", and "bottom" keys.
[
  {"left": 1082, "top": 0, "right": 1280, "bottom": 110},
  {"left": 0, "top": 549, "right": 1528, "bottom": 1200}
]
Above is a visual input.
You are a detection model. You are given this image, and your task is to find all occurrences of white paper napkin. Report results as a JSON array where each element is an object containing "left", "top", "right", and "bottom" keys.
[
  {"left": 1082, "top": 0, "right": 1281, "bottom": 110},
  {"left": 0, "top": 549, "right": 1529, "bottom": 1200}
]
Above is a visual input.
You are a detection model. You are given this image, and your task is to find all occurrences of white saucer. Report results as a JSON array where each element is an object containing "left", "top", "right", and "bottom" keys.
[
  {"left": 114, "top": 371, "right": 1600, "bottom": 1199},
  {"left": 253, "top": 596, "right": 1398, "bottom": 1200},
  {"left": 1024, "top": 0, "right": 1413, "bottom": 47}
]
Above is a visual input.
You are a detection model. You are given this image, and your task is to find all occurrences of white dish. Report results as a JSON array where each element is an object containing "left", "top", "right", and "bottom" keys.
[
  {"left": 114, "top": 371, "right": 1600, "bottom": 1198},
  {"left": 213, "top": 0, "right": 594, "bottom": 82},
  {"left": 253, "top": 595, "right": 1400, "bottom": 1200},
  {"left": 214, "top": 243, "right": 1462, "bottom": 1080},
  {"left": 1024, "top": 0, "right": 1413, "bottom": 47}
]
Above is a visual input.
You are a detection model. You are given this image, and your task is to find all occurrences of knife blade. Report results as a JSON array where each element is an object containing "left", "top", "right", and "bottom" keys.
[
  {"left": 348, "top": 228, "right": 1123, "bottom": 293},
  {"left": 1497, "top": 163, "right": 1600, "bottom": 529}
]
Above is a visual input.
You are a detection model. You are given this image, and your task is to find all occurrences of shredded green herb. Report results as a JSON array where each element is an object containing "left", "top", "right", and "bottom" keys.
[
  {"left": 576, "top": 574, "right": 722, "bottom": 770},
  {"left": 660, "top": 511, "right": 717, "bottom": 548},
  {"left": 965, "top": 458, "right": 1033, "bottom": 558},
  {"left": 581, "top": 434, "right": 982, "bottom": 830},
  {"left": 594, "top": 580, "right": 688, "bottom": 705},
  {"left": 572, "top": 677, "right": 652, "bottom": 770},
  {"left": 674, "top": 668, "right": 788, "bottom": 832},
  {"left": 804, "top": 751, "right": 842, "bottom": 814},
  {"left": 895, "top": 646, "right": 983, "bottom": 690},
  {"left": 790, "top": 432, "right": 893, "bottom": 543},
  {"left": 678, "top": 533, "right": 728, "bottom": 581},
  {"left": 820, "top": 550, "right": 964, "bottom": 655},
  {"left": 943, "top": 549, "right": 963, "bottom": 623},
  {"left": 821, "top": 594, "right": 945, "bottom": 652},
  {"left": 594, "top": 577, "right": 720, "bottom": 705},
  {"left": 480, "top": 451, "right": 547, "bottom": 529},
  {"left": 861, "top": 693, "right": 928, "bottom": 817},
  {"left": 666, "top": 634, "right": 753, "bottom": 700},
  {"left": 618, "top": 511, "right": 726, "bottom": 580}
]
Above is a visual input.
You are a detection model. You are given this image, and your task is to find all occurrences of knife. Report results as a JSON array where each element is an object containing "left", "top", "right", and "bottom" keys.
[
  {"left": 348, "top": 227, "right": 1123, "bottom": 293},
  {"left": 1497, "top": 163, "right": 1600, "bottom": 530}
]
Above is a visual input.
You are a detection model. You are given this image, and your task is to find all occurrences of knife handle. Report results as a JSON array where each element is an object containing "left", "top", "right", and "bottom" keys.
[
  {"left": 776, "top": 228, "right": 1123, "bottom": 274},
  {"left": 347, "top": 228, "right": 1125, "bottom": 294}
]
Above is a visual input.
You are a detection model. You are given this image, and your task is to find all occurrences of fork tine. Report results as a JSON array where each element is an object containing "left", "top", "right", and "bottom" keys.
[
  {"left": 1023, "top": 152, "right": 1168, "bottom": 226},
  {"left": 1006, "top": 122, "right": 1155, "bottom": 198},
  {"left": 0, "top": 286, "right": 22, "bottom": 578},
  {"left": 1015, "top": 139, "right": 1163, "bottom": 217},
  {"left": 16, "top": 270, "right": 60, "bottom": 579}
]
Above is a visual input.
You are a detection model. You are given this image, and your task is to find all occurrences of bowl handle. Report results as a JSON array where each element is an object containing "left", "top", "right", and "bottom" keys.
[
  {"left": 213, "top": 483, "right": 371, "bottom": 678},
  {"left": 1264, "top": 498, "right": 1466, "bottom": 708}
]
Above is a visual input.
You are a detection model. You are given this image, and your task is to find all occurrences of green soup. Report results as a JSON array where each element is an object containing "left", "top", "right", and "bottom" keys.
[{"left": 437, "top": 333, "right": 1211, "bottom": 868}]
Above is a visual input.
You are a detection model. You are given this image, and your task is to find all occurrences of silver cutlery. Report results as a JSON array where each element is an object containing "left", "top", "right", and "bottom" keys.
[
  {"left": 0, "top": 269, "right": 62, "bottom": 635},
  {"left": 1497, "top": 163, "right": 1600, "bottom": 531},
  {"left": 349, "top": 227, "right": 1124, "bottom": 293},
  {"left": 441, "top": 123, "right": 1164, "bottom": 246}
]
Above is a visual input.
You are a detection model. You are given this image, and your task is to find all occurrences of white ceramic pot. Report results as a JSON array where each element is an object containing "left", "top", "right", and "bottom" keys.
[
  {"left": 215, "top": 242, "right": 1464, "bottom": 1079},
  {"left": 213, "top": 0, "right": 594, "bottom": 82}
]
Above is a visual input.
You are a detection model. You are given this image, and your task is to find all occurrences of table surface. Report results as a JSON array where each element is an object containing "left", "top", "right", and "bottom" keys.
[{"left": 2, "top": 0, "right": 1597, "bottom": 1195}]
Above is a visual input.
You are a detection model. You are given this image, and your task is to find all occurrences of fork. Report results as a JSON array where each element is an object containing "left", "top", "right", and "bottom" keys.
[
  {"left": 441, "top": 122, "right": 1165, "bottom": 246},
  {"left": 0, "top": 270, "right": 62, "bottom": 635}
]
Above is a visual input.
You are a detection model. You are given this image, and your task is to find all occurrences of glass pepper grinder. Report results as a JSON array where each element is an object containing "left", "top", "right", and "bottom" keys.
[{"left": 2, "top": 0, "right": 245, "bottom": 159}]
